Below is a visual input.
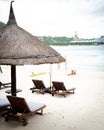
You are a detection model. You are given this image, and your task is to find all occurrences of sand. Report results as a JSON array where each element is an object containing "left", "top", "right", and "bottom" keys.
[{"left": 0, "top": 65, "right": 104, "bottom": 130}]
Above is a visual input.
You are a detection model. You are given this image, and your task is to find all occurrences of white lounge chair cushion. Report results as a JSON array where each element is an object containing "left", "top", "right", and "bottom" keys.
[
  {"left": 28, "top": 102, "right": 45, "bottom": 112},
  {"left": 0, "top": 99, "right": 10, "bottom": 108}
]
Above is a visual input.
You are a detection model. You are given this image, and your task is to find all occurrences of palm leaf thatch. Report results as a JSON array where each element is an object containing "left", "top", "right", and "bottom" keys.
[{"left": 0, "top": 1, "right": 65, "bottom": 65}]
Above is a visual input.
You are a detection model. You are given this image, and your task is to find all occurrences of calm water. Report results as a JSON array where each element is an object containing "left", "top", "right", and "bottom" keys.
[{"left": 52, "top": 45, "right": 104, "bottom": 72}]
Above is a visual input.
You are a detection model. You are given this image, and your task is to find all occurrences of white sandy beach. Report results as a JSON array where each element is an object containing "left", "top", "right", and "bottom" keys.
[{"left": 0, "top": 64, "right": 104, "bottom": 130}]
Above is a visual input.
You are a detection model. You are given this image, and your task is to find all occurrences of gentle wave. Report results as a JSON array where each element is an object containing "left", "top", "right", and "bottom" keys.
[{"left": 52, "top": 45, "right": 104, "bottom": 72}]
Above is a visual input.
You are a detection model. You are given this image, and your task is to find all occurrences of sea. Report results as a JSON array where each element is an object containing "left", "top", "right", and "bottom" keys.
[
  {"left": 52, "top": 45, "right": 104, "bottom": 72},
  {"left": 1, "top": 45, "right": 104, "bottom": 80}
]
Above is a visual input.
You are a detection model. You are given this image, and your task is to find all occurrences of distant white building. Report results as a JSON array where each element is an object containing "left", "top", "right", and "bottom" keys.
[{"left": 74, "top": 31, "right": 79, "bottom": 41}]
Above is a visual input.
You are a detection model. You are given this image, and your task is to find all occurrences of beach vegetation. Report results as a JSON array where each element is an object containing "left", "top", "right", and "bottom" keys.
[
  {"left": 37, "top": 36, "right": 95, "bottom": 46},
  {"left": 0, "top": 21, "right": 6, "bottom": 28}
]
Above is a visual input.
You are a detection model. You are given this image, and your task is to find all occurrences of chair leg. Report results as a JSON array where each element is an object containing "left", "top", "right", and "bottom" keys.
[
  {"left": 73, "top": 90, "right": 74, "bottom": 93},
  {"left": 23, "top": 118, "right": 28, "bottom": 126},
  {"left": 32, "top": 90, "right": 35, "bottom": 93},
  {"left": 63, "top": 93, "right": 66, "bottom": 97},
  {"left": 41, "top": 109, "right": 43, "bottom": 115},
  {"left": 51, "top": 92, "right": 54, "bottom": 96},
  {"left": 71, "top": 89, "right": 75, "bottom": 94},
  {"left": 30, "top": 87, "right": 35, "bottom": 90},
  {"left": 5, "top": 116, "right": 9, "bottom": 122}
]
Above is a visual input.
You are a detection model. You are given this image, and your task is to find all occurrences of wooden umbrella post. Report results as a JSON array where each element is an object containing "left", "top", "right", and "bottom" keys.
[{"left": 11, "top": 65, "right": 16, "bottom": 96}]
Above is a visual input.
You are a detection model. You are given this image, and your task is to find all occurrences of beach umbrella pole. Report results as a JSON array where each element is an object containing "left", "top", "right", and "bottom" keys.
[
  {"left": 49, "top": 64, "right": 52, "bottom": 90},
  {"left": 11, "top": 65, "right": 16, "bottom": 96}
]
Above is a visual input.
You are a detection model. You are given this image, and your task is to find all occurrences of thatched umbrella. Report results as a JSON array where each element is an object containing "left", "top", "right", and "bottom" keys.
[{"left": 0, "top": 1, "right": 65, "bottom": 96}]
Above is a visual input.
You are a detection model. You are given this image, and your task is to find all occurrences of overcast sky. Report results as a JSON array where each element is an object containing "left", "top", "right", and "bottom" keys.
[{"left": 0, "top": 0, "right": 104, "bottom": 38}]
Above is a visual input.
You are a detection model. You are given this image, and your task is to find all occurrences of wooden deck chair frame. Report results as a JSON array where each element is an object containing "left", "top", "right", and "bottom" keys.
[
  {"left": 5, "top": 96, "right": 46, "bottom": 126},
  {"left": 0, "top": 82, "right": 11, "bottom": 90},
  {"left": 52, "top": 81, "right": 76, "bottom": 97},
  {"left": 30, "top": 79, "right": 51, "bottom": 94}
]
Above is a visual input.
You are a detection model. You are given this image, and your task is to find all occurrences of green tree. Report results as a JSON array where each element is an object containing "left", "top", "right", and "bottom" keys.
[{"left": 0, "top": 21, "right": 6, "bottom": 28}]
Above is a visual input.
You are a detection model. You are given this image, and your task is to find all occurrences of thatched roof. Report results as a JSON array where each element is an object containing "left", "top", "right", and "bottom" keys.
[{"left": 0, "top": 1, "right": 65, "bottom": 65}]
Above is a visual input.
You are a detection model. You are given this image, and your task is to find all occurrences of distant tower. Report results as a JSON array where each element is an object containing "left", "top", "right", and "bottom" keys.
[{"left": 74, "top": 31, "right": 79, "bottom": 41}]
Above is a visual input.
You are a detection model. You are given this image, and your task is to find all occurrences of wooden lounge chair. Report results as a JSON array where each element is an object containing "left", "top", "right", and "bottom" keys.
[
  {"left": 30, "top": 79, "right": 51, "bottom": 94},
  {"left": 0, "top": 99, "right": 10, "bottom": 116},
  {"left": 0, "top": 82, "right": 11, "bottom": 90},
  {"left": 52, "top": 81, "right": 76, "bottom": 97},
  {"left": 5, "top": 96, "right": 46, "bottom": 126}
]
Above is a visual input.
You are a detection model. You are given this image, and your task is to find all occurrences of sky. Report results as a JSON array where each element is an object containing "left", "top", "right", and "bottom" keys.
[{"left": 0, "top": 0, "right": 104, "bottom": 38}]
